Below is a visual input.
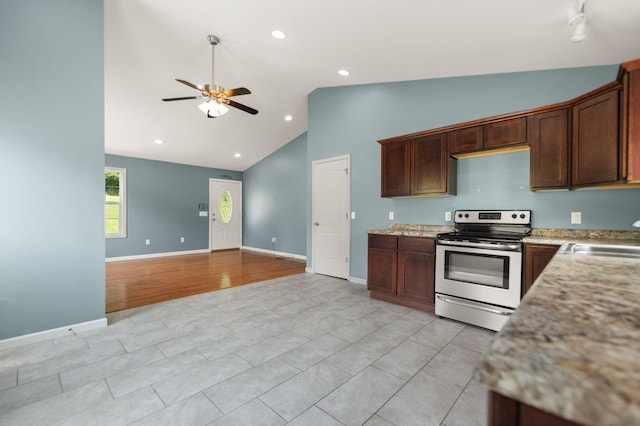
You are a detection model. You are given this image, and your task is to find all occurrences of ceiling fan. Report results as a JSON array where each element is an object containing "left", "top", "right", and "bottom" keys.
[{"left": 162, "top": 35, "right": 258, "bottom": 118}]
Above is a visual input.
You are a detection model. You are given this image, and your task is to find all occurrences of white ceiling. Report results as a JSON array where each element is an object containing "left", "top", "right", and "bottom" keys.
[{"left": 105, "top": 0, "right": 640, "bottom": 171}]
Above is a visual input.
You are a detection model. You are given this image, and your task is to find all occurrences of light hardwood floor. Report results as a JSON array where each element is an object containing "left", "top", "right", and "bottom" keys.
[{"left": 106, "top": 249, "right": 307, "bottom": 313}]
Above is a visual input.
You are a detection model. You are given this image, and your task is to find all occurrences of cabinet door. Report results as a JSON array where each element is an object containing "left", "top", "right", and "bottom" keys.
[
  {"left": 397, "top": 237, "right": 435, "bottom": 304},
  {"left": 529, "top": 109, "right": 569, "bottom": 190},
  {"left": 622, "top": 64, "right": 640, "bottom": 182},
  {"left": 381, "top": 140, "right": 411, "bottom": 197},
  {"left": 524, "top": 244, "right": 560, "bottom": 294},
  {"left": 412, "top": 134, "right": 451, "bottom": 195},
  {"left": 484, "top": 117, "right": 527, "bottom": 149},
  {"left": 367, "top": 235, "right": 397, "bottom": 294},
  {"left": 572, "top": 89, "right": 620, "bottom": 187},
  {"left": 449, "top": 126, "right": 483, "bottom": 155}
]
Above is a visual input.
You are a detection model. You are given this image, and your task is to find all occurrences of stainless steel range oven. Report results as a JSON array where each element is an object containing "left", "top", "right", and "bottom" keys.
[{"left": 435, "top": 210, "right": 531, "bottom": 331}]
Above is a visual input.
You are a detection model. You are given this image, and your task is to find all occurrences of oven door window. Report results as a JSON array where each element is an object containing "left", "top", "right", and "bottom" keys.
[{"left": 444, "top": 251, "right": 509, "bottom": 288}]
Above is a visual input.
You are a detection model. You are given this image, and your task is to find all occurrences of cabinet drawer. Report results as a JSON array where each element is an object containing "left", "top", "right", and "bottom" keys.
[
  {"left": 398, "top": 236, "right": 435, "bottom": 253},
  {"left": 369, "top": 234, "right": 398, "bottom": 250}
]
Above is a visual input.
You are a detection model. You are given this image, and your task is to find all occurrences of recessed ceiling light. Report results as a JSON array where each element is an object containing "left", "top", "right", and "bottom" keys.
[
  {"left": 284, "top": 115, "right": 293, "bottom": 121},
  {"left": 338, "top": 69, "right": 350, "bottom": 77},
  {"left": 234, "top": 153, "right": 241, "bottom": 158},
  {"left": 153, "top": 139, "right": 164, "bottom": 145},
  {"left": 271, "top": 30, "right": 286, "bottom": 39}
]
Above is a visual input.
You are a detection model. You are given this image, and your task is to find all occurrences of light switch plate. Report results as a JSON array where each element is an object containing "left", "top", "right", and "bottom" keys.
[
  {"left": 199, "top": 211, "right": 207, "bottom": 217},
  {"left": 571, "top": 211, "right": 582, "bottom": 224},
  {"left": 445, "top": 211, "right": 452, "bottom": 221},
  {"left": 389, "top": 211, "right": 394, "bottom": 220},
  {"left": 351, "top": 211, "right": 356, "bottom": 219}
]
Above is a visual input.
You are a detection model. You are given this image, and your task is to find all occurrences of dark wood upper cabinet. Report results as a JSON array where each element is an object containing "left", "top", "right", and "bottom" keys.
[
  {"left": 485, "top": 117, "right": 527, "bottom": 149},
  {"left": 529, "top": 109, "right": 569, "bottom": 190},
  {"left": 620, "top": 58, "right": 640, "bottom": 183},
  {"left": 571, "top": 88, "right": 621, "bottom": 187},
  {"left": 381, "top": 140, "right": 411, "bottom": 197},
  {"left": 378, "top": 57, "right": 640, "bottom": 196},
  {"left": 380, "top": 134, "right": 456, "bottom": 198},
  {"left": 412, "top": 134, "right": 456, "bottom": 195},
  {"left": 449, "top": 126, "right": 483, "bottom": 155}
]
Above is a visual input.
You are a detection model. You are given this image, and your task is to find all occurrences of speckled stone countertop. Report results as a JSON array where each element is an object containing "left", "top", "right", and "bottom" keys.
[
  {"left": 368, "top": 223, "right": 454, "bottom": 238},
  {"left": 474, "top": 233, "right": 640, "bottom": 426},
  {"left": 524, "top": 228, "right": 640, "bottom": 245}
]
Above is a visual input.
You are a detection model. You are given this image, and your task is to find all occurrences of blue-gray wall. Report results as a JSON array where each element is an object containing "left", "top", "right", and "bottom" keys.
[
  {"left": 0, "top": 0, "right": 105, "bottom": 339},
  {"left": 105, "top": 155, "right": 242, "bottom": 258},
  {"left": 243, "top": 133, "right": 307, "bottom": 255},
  {"left": 305, "top": 65, "right": 640, "bottom": 280}
]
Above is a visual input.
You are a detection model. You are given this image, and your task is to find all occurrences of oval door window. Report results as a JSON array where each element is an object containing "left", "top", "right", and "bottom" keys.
[{"left": 219, "top": 189, "right": 232, "bottom": 224}]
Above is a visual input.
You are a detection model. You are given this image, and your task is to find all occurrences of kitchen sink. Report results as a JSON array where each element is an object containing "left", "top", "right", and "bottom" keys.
[{"left": 564, "top": 243, "right": 640, "bottom": 259}]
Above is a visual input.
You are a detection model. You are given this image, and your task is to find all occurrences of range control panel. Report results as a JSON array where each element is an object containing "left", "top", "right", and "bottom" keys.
[{"left": 454, "top": 210, "right": 531, "bottom": 225}]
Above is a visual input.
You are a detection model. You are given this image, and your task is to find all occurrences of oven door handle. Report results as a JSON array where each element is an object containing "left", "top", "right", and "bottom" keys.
[
  {"left": 437, "top": 239, "right": 521, "bottom": 251},
  {"left": 436, "top": 295, "right": 514, "bottom": 316}
]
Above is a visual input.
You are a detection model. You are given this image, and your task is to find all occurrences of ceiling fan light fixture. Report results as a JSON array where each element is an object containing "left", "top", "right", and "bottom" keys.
[
  {"left": 571, "top": 20, "right": 586, "bottom": 42},
  {"left": 567, "top": 0, "right": 586, "bottom": 41},
  {"left": 198, "top": 100, "right": 229, "bottom": 117}
]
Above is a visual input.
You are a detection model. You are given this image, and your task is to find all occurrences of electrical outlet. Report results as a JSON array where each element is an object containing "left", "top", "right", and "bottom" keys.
[
  {"left": 351, "top": 211, "right": 356, "bottom": 219},
  {"left": 145, "top": 239, "right": 150, "bottom": 245},
  {"left": 272, "top": 237, "right": 277, "bottom": 243},
  {"left": 445, "top": 211, "right": 452, "bottom": 221},
  {"left": 389, "top": 211, "right": 394, "bottom": 220},
  {"left": 571, "top": 211, "right": 582, "bottom": 224},
  {"left": 180, "top": 237, "right": 184, "bottom": 243}
]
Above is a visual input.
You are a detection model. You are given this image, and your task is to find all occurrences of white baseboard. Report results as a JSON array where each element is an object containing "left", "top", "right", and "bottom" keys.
[
  {"left": 0, "top": 318, "right": 107, "bottom": 351},
  {"left": 349, "top": 276, "right": 367, "bottom": 285},
  {"left": 241, "top": 246, "right": 307, "bottom": 261},
  {"left": 106, "top": 249, "right": 210, "bottom": 262}
]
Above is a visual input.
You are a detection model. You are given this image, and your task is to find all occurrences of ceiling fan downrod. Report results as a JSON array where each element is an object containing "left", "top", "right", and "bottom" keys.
[{"left": 208, "top": 35, "right": 220, "bottom": 90}]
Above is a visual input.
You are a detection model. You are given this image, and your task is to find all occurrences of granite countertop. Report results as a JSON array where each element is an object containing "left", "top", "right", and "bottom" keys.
[
  {"left": 474, "top": 237, "right": 640, "bottom": 426},
  {"left": 368, "top": 223, "right": 454, "bottom": 238}
]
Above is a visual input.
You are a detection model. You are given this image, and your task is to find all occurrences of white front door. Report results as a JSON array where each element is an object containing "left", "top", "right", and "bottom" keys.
[
  {"left": 209, "top": 179, "right": 242, "bottom": 251},
  {"left": 312, "top": 155, "right": 350, "bottom": 279}
]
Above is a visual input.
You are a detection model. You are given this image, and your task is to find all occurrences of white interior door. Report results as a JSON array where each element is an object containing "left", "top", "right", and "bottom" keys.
[
  {"left": 209, "top": 179, "right": 242, "bottom": 250},
  {"left": 312, "top": 155, "right": 350, "bottom": 279}
]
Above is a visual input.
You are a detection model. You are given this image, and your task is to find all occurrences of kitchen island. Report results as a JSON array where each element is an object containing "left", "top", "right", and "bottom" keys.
[{"left": 474, "top": 239, "right": 640, "bottom": 426}]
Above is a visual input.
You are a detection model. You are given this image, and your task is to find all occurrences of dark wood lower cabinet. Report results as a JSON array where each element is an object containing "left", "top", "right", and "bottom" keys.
[
  {"left": 490, "top": 391, "right": 582, "bottom": 426},
  {"left": 523, "top": 244, "right": 560, "bottom": 294},
  {"left": 397, "top": 237, "right": 435, "bottom": 305},
  {"left": 367, "top": 234, "right": 398, "bottom": 295},
  {"left": 368, "top": 234, "right": 436, "bottom": 312}
]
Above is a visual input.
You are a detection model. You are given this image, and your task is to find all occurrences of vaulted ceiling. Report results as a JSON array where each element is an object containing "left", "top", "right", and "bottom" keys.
[{"left": 105, "top": 0, "right": 640, "bottom": 171}]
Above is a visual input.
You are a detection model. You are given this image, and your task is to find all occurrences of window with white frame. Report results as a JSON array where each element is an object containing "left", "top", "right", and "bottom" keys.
[{"left": 105, "top": 167, "right": 127, "bottom": 238}]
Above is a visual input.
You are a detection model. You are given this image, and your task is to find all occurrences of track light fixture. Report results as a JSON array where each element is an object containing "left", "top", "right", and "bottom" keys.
[{"left": 567, "top": 0, "right": 586, "bottom": 42}]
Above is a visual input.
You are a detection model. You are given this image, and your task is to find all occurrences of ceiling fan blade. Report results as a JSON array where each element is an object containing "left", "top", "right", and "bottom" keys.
[
  {"left": 176, "top": 79, "right": 205, "bottom": 93},
  {"left": 227, "top": 100, "right": 259, "bottom": 115},
  {"left": 223, "top": 87, "right": 251, "bottom": 97},
  {"left": 162, "top": 96, "right": 206, "bottom": 101}
]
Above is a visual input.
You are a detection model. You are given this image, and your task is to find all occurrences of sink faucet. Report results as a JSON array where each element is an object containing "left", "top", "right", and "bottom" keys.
[{"left": 634, "top": 219, "right": 640, "bottom": 227}]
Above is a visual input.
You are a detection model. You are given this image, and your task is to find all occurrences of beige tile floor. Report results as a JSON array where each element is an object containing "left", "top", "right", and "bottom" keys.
[{"left": 0, "top": 273, "right": 494, "bottom": 425}]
